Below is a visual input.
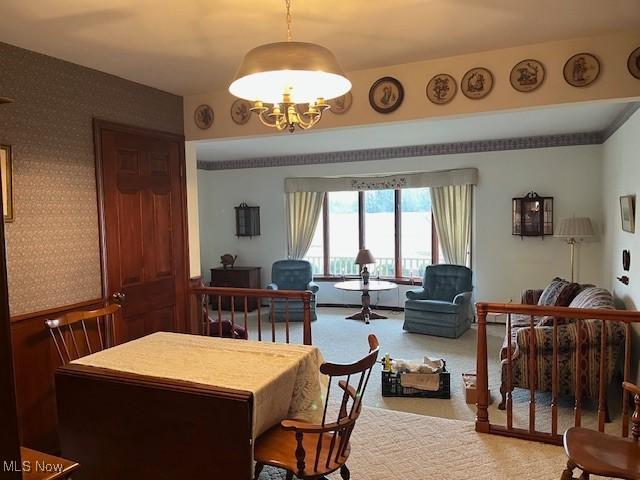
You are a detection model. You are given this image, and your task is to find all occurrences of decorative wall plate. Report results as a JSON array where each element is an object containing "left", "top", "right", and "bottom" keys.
[
  {"left": 426, "top": 74, "right": 457, "bottom": 104},
  {"left": 230, "top": 99, "right": 253, "bottom": 125},
  {"left": 563, "top": 53, "right": 600, "bottom": 87},
  {"left": 194, "top": 104, "right": 214, "bottom": 129},
  {"left": 510, "top": 59, "right": 545, "bottom": 92},
  {"left": 461, "top": 67, "right": 493, "bottom": 99},
  {"left": 369, "top": 77, "right": 404, "bottom": 113},
  {"left": 328, "top": 92, "right": 353, "bottom": 114},
  {"left": 628, "top": 46, "right": 640, "bottom": 80}
]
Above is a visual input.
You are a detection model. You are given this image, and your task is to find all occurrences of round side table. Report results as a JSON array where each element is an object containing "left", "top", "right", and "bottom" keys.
[{"left": 334, "top": 280, "right": 398, "bottom": 324}]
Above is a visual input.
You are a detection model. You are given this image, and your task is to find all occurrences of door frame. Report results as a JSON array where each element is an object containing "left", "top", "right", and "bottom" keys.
[
  {"left": 93, "top": 119, "right": 191, "bottom": 333},
  {"left": 0, "top": 167, "right": 21, "bottom": 478}
]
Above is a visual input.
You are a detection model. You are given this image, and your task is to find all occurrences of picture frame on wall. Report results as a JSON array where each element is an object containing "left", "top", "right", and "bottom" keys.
[
  {"left": 461, "top": 67, "right": 494, "bottom": 100},
  {"left": 1, "top": 144, "right": 14, "bottom": 222},
  {"left": 194, "top": 104, "right": 214, "bottom": 129},
  {"left": 328, "top": 92, "right": 353, "bottom": 114},
  {"left": 230, "top": 99, "right": 253, "bottom": 125},
  {"left": 563, "top": 53, "right": 600, "bottom": 88},
  {"left": 620, "top": 195, "right": 635, "bottom": 233},
  {"left": 368, "top": 77, "right": 404, "bottom": 114},
  {"left": 510, "top": 59, "right": 545, "bottom": 92}
]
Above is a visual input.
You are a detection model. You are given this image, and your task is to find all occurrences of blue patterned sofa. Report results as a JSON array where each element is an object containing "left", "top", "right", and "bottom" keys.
[
  {"left": 267, "top": 260, "right": 318, "bottom": 322},
  {"left": 403, "top": 264, "right": 474, "bottom": 338},
  {"left": 499, "top": 279, "right": 626, "bottom": 410}
]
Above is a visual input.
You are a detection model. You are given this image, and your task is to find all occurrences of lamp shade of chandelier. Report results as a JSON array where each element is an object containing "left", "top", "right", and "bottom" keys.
[{"left": 228, "top": 0, "right": 351, "bottom": 132}]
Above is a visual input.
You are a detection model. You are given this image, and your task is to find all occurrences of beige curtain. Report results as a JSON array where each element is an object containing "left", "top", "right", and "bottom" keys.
[
  {"left": 430, "top": 185, "right": 472, "bottom": 266},
  {"left": 286, "top": 192, "right": 325, "bottom": 259}
]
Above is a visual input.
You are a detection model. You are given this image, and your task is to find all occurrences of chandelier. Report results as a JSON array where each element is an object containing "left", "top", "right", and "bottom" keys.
[{"left": 228, "top": 0, "right": 351, "bottom": 133}]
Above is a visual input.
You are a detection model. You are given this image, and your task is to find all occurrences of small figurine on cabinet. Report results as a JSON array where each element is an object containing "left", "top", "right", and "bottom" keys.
[{"left": 220, "top": 254, "right": 238, "bottom": 269}]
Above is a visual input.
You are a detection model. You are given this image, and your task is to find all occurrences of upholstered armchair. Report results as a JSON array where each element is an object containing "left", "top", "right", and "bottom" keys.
[
  {"left": 267, "top": 260, "right": 319, "bottom": 322},
  {"left": 403, "top": 264, "right": 474, "bottom": 338}
]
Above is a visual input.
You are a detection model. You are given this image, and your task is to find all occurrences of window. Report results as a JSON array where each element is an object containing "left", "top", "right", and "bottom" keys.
[
  {"left": 401, "top": 188, "right": 439, "bottom": 278},
  {"left": 305, "top": 188, "right": 444, "bottom": 280},
  {"left": 364, "top": 190, "right": 395, "bottom": 276},
  {"left": 327, "top": 191, "right": 359, "bottom": 275}
]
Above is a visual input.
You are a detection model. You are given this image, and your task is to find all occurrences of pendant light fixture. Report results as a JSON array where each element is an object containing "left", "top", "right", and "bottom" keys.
[{"left": 229, "top": 0, "right": 351, "bottom": 133}]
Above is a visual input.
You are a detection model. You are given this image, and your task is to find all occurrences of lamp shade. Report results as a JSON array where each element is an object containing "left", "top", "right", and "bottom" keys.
[
  {"left": 229, "top": 41, "right": 352, "bottom": 104},
  {"left": 554, "top": 217, "right": 594, "bottom": 239},
  {"left": 355, "top": 249, "right": 376, "bottom": 265}
]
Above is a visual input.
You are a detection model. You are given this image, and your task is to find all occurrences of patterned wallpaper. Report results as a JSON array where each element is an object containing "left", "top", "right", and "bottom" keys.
[{"left": 0, "top": 42, "right": 184, "bottom": 316}]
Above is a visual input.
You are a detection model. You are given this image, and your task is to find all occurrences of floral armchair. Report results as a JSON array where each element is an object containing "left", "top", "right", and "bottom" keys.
[{"left": 499, "top": 281, "right": 626, "bottom": 411}]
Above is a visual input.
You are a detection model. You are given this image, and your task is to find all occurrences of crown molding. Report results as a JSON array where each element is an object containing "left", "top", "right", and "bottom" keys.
[
  {"left": 601, "top": 102, "right": 640, "bottom": 142},
  {"left": 197, "top": 131, "right": 603, "bottom": 171}
]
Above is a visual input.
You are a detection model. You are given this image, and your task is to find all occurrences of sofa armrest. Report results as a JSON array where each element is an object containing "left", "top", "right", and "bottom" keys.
[
  {"left": 453, "top": 291, "right": 472, "bottom": 306},
  {"left": 406, "top": 288, "right": 426, "bottom": 300},
  {"left": 266, "top": 283, "right": 278, "bottom": 291},
  {"left": 521, "top": 289, "right": 543, "bottom": 305},
  {"left": 306, "top": 281, "right": 320, "bottom": 294}
]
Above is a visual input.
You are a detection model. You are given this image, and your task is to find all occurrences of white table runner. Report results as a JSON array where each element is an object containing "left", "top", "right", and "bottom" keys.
[{"left": 72, "top": 332, "right": 326, "bottom": 438}]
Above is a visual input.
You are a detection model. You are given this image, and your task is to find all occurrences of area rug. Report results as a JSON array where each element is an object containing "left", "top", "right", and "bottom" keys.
[{"left": 258, "top": 405, "right": 595, "bottom": 480}]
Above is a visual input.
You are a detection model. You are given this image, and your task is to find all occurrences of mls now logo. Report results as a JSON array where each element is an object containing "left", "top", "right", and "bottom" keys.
[{"left": 3, "top": 460, "right": 64, "bottom": 474}]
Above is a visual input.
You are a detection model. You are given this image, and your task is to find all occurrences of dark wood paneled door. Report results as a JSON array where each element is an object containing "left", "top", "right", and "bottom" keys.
[{"left": 96, "top": 121, "right": 188, "bottom": 342}]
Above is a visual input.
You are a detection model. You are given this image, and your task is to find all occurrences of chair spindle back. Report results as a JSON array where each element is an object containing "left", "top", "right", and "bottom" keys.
[
  {"left": 282, "top": 334, "right": 380, "bottom": 477},
  {"left": 45, "top": 303, "right": 121, "bottom": 364}
]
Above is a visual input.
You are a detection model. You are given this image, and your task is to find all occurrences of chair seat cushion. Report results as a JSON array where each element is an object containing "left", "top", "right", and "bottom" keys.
[
  {"left": 405, "top": 299, "right": 461, "bottom": 314},
  {"left": 255, "top": 424, "right": 350, "bottom": 477},
  {"left": 564, "top": 427, "right": 640, "bottom": 479}
]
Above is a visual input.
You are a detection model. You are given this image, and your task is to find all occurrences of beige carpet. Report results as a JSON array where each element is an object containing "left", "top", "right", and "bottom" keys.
[
  {"left": 259, "top": 406, "right": 576, "bottom": 480},
  {"left": 242, "top": 307, "right": 624, "bottom": 435},
  {"left": 223, "top": 307, "right": 622, "bottom": 478}
]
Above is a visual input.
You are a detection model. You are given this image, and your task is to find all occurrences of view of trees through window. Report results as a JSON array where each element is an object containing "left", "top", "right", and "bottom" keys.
[{"left": 304, "top": 188, "right": 442, "bottom": 279}]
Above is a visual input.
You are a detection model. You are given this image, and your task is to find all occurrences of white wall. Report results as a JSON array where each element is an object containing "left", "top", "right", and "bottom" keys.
[
  {"left": 198, "top": 144, "right": 603, "bottom": 306},
  {"left": 185, "top": 141, "right": 202, "bottom": 278},
  {"left": 602, "top": 109, "right": 640, "bottom": 382}
]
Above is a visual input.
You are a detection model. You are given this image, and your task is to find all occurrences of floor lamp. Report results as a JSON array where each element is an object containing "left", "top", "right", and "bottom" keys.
[{"left": 554, "top": 217, "right": 594, "bottom": 282}]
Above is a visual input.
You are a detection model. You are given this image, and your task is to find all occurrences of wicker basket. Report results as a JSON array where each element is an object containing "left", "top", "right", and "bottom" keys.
[{"left": 381, "top": 365, "right": 451, "bottom": 398}]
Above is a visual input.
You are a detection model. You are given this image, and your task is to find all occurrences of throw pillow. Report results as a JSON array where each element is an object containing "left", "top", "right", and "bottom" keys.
[
  {"left": 537, "top": 278, "right": 569, "bottom": 306},
  {"left": 569, "top": 287, "right": 615, "bottom": 310},
  {"left": 555, "top": 282, "right": 582, "bottom": 307},
  {"left": 537, "top": 279, "right": 582, "bottom": 326}
]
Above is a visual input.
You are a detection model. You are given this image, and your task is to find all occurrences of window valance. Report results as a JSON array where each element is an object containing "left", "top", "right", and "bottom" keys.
[{"left": 284, "top": 168, "right": 478, "bottom": 193}]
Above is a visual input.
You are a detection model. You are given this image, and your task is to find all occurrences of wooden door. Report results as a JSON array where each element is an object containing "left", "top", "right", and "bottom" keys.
[{"left": 96, "top": 121, "right": 188, "bottom": 342}]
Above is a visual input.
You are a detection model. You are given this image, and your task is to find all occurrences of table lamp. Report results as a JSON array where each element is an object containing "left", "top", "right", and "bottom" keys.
[
  {"left": 355, "top": 249, "right": 376, "bottom": 285},
  {"left": 554, "top": 217, "right": 594, "bottom": 282}
]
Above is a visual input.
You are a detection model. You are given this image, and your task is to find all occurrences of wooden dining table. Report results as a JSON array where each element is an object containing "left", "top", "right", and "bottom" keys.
[{"left": 55, "top": 332, "right": 326, "bottom": 479}]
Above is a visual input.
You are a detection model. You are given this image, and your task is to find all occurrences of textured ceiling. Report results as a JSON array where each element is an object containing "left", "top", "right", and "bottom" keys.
[{"left": 0, "top": 0, "right": 639, "bottom": 95}]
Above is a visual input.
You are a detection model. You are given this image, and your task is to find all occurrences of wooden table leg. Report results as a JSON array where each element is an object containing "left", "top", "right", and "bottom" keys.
[{"left": 345, "top": 291, "right": 387, "bottom": 324}]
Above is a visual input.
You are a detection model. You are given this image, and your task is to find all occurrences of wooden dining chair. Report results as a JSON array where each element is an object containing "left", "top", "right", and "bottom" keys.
[
  {"left": 253, "top": 334, "right": 380, "bottom": 480},
  {"left": 45, "top": 302, "right": 121, "bottom": 364},
  {"left": 561, "top": 381, "right": 640, "bottom": 480}
]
